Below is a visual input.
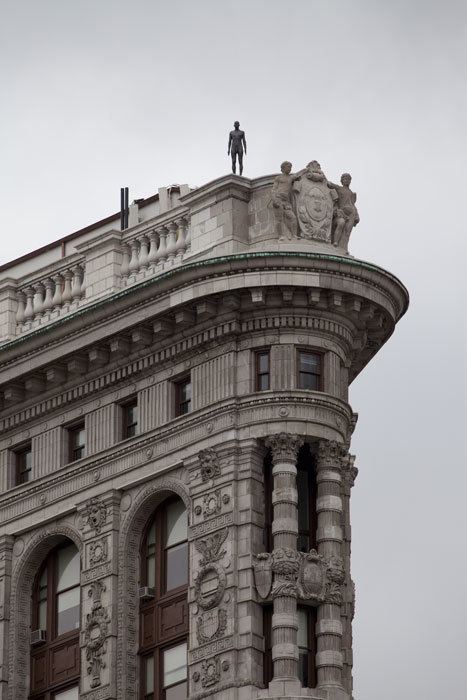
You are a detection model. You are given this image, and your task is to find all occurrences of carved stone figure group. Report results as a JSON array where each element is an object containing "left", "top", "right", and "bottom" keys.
[{"left": 271, "top": 160, "right": 359, "bottom": 250}]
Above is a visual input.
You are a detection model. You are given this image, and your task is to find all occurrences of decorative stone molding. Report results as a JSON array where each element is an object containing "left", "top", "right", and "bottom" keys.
[
  {"left": 196, "top": 608, "right": 228, "bottom": 645},
  {"left": 198, "top": 448, "right": 221, "bottom": 482},
  {"left": 89, "top": 538, "right": 108, "bottom": 566},
  {"left": 85, "top": 580, "right": 110, "bottom": 688}
]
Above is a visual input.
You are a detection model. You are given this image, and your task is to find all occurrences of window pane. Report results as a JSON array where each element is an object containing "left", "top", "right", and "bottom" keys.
[
  {"left": 259, "top": 374, "right": 270, "bottom": 391},
  {"left": 145, "top": 655, "right": 154, "bottom": 694},
  {"left": 163, "top": 642, "right": 187, "bottom": 687},
  {"left": 297, "top": 608, "right": 309, "bottom": 648},
  {"left": 147, "top": 554, "right": 156, "bottom": 588},
  {"left": 57, "top": 545, "right": 80, "bottom": 591},
  {"left": 297, "top": 468, "right": 309, "bottom": 532},
  {"left": 38, "top": 600, "right": 47, "bottom": 630},
  {"left": 57, "top": 586, "right": 80, "bottom": 635},
  {"left": 166, "top": 542, "right": 188, "bottom": 590},
  {"left": 166, "top": 500, "right": 187, "bottom": 547},
  {"left": 54, "top": 688, "right": 79, "bottom": 700},
  {"left": 165, "top": 681, "right": 187, "bottom": 700},
  {"left": 300, "top": 353, "right": 320, "bottom": 371},
  {"left": 299, "top": 372, "right": 319, "bottom": 390},
  {"left": 258, "top": 353, "right": 269, "bottom": 373},
  {"left": 298, "top": 649, "right": 309, "bottom": 687}
]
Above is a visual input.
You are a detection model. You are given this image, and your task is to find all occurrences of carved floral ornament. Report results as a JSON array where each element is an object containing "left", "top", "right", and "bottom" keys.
[
  {"left": 254, "top": 547, "right": 345, "bottom": 604},
  {"left": 81, "top": 497, "right": 108, "bottom": 535}
]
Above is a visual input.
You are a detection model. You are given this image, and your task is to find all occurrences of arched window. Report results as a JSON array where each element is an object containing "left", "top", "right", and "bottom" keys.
[
  {"left": 262, "top": 444, "right": 317, "bottom": 688},
  {"left": 30, "top": 541, "right": 80, "bottom": 699},
  {"left": 140, "top": 496, "right": 189, "bottom": 700}
]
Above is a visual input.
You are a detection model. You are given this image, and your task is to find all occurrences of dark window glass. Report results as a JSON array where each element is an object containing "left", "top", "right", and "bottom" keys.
[
  {"left": 297, "top": 607, "right": 317, "bottom": 688},
  {"left": 297, "top": 444, "right": 317, "bottom": 553},
  {"left": 298, "top": 351, "right": 322, "bottom": 391},
  {"left": 256, "top": 351, "right": 270, "bottom": 391},
  {"left": 68, "top": 424, "right": 85, "bottom": 462},
  {"left": 122, "top": 400, "right": 138, "bottom": 439},
  {"left": 175, "top": 378, "right": 191, "bottom": 416},
  {"left": 15, "top": 445, "right": 32, "bottom": 484}
]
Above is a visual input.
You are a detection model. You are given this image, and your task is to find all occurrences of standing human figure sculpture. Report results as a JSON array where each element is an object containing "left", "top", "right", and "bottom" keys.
[
  {"left": 328, "top": 173, "right": 360, "bottom": 249},
  {"left": 271, "top": 161, "right": 298, "bottom": 239},
  {"left": 228, "top": 121, "right": 247, "bottom": 175}
]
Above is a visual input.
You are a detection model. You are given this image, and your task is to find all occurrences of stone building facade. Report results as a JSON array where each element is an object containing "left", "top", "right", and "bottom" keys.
[{"left": 0, "top": 164, "right": 408, "bottom": 700}]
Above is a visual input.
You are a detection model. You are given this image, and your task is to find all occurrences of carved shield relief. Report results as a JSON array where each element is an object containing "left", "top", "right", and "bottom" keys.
[
  {"left": 253, "top": 554, "right": 272, "bottom": 599},
  {"left": 299, "top": 554, "right": 326, "bottom": 602},
  {"left": 294, "top": 176, "right": 333, "bottom": 242}
]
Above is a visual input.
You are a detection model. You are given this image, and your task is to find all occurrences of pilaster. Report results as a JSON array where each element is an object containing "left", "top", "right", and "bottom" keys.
[
  {"left": 78, "top": 490, "right": 121, "bottom": 700},
  {"left": 0, "top": 536, "right": 13, "bottom": 700}
]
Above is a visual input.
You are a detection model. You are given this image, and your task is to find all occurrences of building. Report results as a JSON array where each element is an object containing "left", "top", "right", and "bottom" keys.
[{"left": 0, "top": 163, "right": 408, "bottom": 700}]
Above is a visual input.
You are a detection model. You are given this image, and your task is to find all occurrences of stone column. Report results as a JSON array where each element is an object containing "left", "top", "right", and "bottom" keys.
[
  {"left": 316, "top": 440, "right": 345, "bottom": 693},
  {"left": 264, "top": 433, "right": 303, "bottom": 682},
  {"left": 340, "top": 453, "right": 358, "bottom": 696}
]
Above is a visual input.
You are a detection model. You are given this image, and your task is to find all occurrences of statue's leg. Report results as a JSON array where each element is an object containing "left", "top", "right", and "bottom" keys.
[
  {"left": 334, "top": 218, "right": 345, "bottom": 247},
  {"left": 231, "top": 153, "right": 236, "bottom": 174},
  {"left": 238, "top": 152, "right": 243, "bottom": 176}
]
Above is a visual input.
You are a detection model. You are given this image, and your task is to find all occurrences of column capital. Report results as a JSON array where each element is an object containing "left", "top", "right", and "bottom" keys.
[
  {"left": 264, "top": 433, "right": 303, "bottom": 463},
  {"left": 342, "top": 453, "right": 358, "bottom": 488},
  {"left": 317, "top": 439, "right": 346, "bottom": 469}
]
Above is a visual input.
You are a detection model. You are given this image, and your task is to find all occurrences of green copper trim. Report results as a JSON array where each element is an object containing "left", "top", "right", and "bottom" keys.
[{"left": 0, "top": 251, "right": 408, "bottom": 352}]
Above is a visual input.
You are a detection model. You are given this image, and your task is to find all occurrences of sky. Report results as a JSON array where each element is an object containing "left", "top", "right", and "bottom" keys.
[{"left": 1, "top": 1, "right": 467, "bottom": 698}]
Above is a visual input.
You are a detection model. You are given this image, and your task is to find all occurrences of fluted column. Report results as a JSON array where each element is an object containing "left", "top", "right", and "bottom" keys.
[
  {"left": 340, "top": 452, "right": 358, "bottom": 695},
  {"left": 316, "top": 440, "right": 345, "bottom": 690},
  {"left": 264, "top": 433, "right": 303, "bottom": 681}
]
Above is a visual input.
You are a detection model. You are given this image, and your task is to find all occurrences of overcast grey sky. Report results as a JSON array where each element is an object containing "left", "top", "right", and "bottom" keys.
[{"left": 1, "top": 1, "right": 466, "bottom": 698}]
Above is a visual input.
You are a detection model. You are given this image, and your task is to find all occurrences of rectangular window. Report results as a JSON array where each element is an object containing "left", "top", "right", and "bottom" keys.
[
  {"left": 163, "top": 642, "right": 187, "bottom": 700},
  {"left": 122, "top": 399, "right": 138, "bottom": 439},
  {"left": 68, "top": 424, "right": 85, "bottom": 463},
  {"left": 298, "top": 351, "right": 322, "bottom": 391},
  {"left": 297, "top": 606, "right": 317, "bottom": 688},
  {"left": 175, "top": 378, "right": 191, "bottom": 417},
  {"left": 256, "top": 351, "right": 270, "bottom": 391},
  {"left": 15, "top": 445, "right": 32, "bottom": 485},
  {"left": 144, "top": 655, "right": 155, "bottom": 700},
  {"left": 53, "top": 688, "right": 79, "bottom": 700}
]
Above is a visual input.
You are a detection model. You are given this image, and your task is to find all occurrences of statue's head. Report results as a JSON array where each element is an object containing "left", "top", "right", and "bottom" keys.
[
  {"left": 281, "top": 161, "right": 292, "bottom": 174},
  {"left": 307, "top": 160, "right": 321, "bottom": 172},
  {"left": 341, "top": 173, "right": 352, "bottom": 186},
  {"left": 234, "top": 121, "right": 240, "bottom": 129}
]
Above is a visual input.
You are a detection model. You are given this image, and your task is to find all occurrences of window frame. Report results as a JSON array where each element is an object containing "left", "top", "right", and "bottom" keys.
[
  {"left": 30, "top": 542, "right": 81, "bottom": 699},
  {"left": 174, "top": 376, "right": 191, "bottom": 417},
  {"left": 255, "top": 349, "right": 271, "bottom": 392},
  {"left": 297, "top": 350, "right": 323, "bottom": 392},
  {"left": 140, "top": 496, "right": 189, "bottom": 700},
  {"left": 67, "top": 422, "right": 85, "bottom": 463},
  {"left": 15, "top": 443, "right": 32, "bottom": 485},
  {"left": 121, "top": 398, "right": 138, "bottom": 440}
]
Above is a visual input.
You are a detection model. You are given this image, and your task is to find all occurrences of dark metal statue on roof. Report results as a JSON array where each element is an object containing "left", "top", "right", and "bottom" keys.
[{"left": 227, "top": 121, "right": 247, "bottom": 176}]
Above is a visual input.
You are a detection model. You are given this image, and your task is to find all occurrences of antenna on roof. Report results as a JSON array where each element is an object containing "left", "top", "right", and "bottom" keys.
[{"left": 120, "top": 187, "right": 129, "bottom": 230}]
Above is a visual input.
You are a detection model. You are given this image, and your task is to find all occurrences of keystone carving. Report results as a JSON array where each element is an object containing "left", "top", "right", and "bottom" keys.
[
  {"left": 198, "top": 448, "right": 221, "bottom": 482},
  {"left": 254, "top": 548, "right": 345, "bottom": 604},
  {"left": 81, "top": 498, "right": 108, "bottom": 535},
  {"left": 85, "top": 580, "right": 110, "bottom": 688}
]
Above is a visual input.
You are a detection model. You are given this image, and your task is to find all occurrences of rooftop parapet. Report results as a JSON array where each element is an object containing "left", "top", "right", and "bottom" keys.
[{"left": 0, "top": 164, "right": 364, "bottom": 344}]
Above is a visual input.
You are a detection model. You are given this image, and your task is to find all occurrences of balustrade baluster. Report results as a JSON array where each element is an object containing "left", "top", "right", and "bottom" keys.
[
  {"left": 24, "top": 287, "right": 35, "bottom": 322},
  {"left": 43, "top": 278, "right": 54, "bottom": 314},
  {"left": 62, "top": 270, "right": 73, "bottom": 309},
  {"left": 129, "top": 239, "right": 140, "bottom": 275},
  {"left": 175, "top": 219, "right": 186, "bottom": 260},
  {"left": 148, "top": 231, "right": 158, "bottom": 269},
  {"left": 138, "top": 235, "right": 149, "bottom": 270},
  {"left": 16, "top": 291, "right": 26, "bottom": 326},
  {"left": 34, "top": 283, "right": 45, "bottom": 318},
  {"left": 52, "top": 274, "right": 63, "bottom": 311},
  {"left": 184, "top": 217, "right": 191, "bottom": 252},
  {"left": 165, "top": 222, "right": 177, "bottom": 262},
  {"left": 120, "top": 243, "right": 130, "bottom": 278},
  {"left": 156, "top": 227, "right": 168, "bottom": 267}
]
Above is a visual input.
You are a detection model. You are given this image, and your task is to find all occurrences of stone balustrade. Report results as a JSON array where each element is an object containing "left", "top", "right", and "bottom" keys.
[
  {"left": 120, "top": 216, "right": 190, "bottom": 285},
  {"left": 15, "top": 263, "right": 86, "bottom": 333}
]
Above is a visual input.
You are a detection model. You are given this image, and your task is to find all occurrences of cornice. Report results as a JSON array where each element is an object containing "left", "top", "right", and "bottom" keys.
[{"left": 0, "top": 251, "right": 409, "bottom": 361}]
